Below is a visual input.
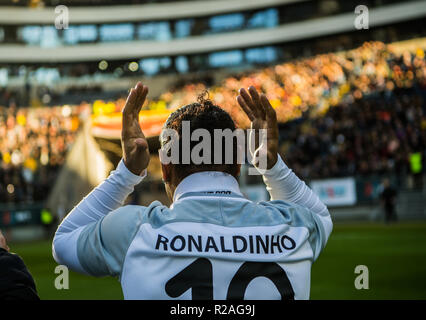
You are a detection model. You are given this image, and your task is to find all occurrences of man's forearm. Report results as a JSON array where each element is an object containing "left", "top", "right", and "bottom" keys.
[
  {"left": 52, "top": 160, "right": 145, "bottom": 269},
  {"left": 261, "top": 154, "right": 332, "bottom": 259},
  {"left": 55, "top": 160, "right": 145, "bottom": 234},
  {"left": 262, "top": 154, "right": 329, "bottom": 217}
]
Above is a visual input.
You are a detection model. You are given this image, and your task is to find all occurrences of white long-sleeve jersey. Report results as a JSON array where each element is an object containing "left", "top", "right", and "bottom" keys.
[{"left": 52, "top": 155, "right": 332, "bottom": 299}]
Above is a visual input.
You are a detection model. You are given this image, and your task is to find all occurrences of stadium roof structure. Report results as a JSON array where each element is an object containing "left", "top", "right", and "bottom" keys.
[
  {"left": 0, "top": 0, "right": 303, "bottom": 24},
  {"left": 0, "top": 0, "right": 425, "bottom": 63}
]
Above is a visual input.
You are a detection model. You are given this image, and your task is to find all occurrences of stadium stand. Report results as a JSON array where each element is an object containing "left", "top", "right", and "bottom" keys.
[
  {"left": 0, "top": 104, "right": 84, "bottom": 203},
  {"left": 0, "top": 0, "right": 425, "bottom": 236},
  {"left": 1, "top": 40, "right": 425, "bottom": 208}
]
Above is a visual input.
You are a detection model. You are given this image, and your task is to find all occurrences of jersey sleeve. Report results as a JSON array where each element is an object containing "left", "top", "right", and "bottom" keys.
[
  {"left": 261, "top": 155, "right": 333, "bottom": 260},
  {"left": 76, "top": 205, "right": 145, "bottom": 277},
  {"left": 52, "top": 160, "right": 145, "bottom": 275}
]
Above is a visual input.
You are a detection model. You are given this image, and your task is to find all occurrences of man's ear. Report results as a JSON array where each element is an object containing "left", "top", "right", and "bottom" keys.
[
  {"left": 235, "top": 164, "right": 241, "bottom": 177},
  {"left": 161, "top": 163, "right": 171, "bottom": 183}
]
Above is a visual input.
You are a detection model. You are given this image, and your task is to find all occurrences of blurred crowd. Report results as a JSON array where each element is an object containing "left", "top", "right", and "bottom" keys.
[
  {"left": 0, "top": 41, "right": 425, "bottom": 204},
  {"left": 0, "top": 106, "right": 84, "bottom": 203},
  {"left": 153, "top": 42, "right": 426, "bottom": 129},
  {"left": 0, "top": 88, "right": 29, "bottom": 109},
  {"left": 152, "top": 41, "right": 426, "bottom": 184},
  {"left": 280, "top": 87, "right": 426, "bottom": 182}
]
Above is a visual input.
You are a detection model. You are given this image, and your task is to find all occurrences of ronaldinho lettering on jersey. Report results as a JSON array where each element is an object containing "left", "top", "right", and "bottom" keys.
[{"left": 155, "top": 234, "right": 296, "bottom": 254}]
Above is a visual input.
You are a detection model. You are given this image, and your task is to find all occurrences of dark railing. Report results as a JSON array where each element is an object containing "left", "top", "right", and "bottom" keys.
[
  {"left": 0, "top": 172, "right": 423, "bottom": 228},
  {"left": 0, "top": 202, "right": 44, "bottom": 227}
]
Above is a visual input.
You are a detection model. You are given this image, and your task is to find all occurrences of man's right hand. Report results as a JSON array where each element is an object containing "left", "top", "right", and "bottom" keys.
[
  {"left": 121, "top": 82, "right": 150, "bottom": 175},
  {"left": 237, "top": 86, "right": 279, "bottom": 170},
  {"left": 0, "top": 230, "right": 9, "bottom": 252}
]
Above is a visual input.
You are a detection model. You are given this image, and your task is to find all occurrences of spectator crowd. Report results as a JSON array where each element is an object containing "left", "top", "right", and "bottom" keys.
[
  {"left": 0, "top": 40, "right": 425, "bottom": 204},
  {"left": 153, "top": 42, "right": 426, "bottom": 126},
  {"left": 0, "top": 105, "right": 84, "bottom": 203},
  {"left": 280, "top": 87, "right": 425, "bottom": 182},
  {"left": 152, "top": 41, "right": 426, "bottom": 183}
]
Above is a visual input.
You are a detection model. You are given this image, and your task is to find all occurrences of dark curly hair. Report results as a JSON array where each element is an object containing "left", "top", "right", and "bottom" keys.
[{"left": 160, "top": 92, "right": 240, "bottom": 181}]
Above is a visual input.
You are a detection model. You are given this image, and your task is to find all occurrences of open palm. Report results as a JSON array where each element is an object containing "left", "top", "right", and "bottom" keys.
[
  {"left": 236, "top": 86, "right": 279, "bottom": 170},
  {"left": 121, "top": 82, "right": 150, "bottom": 175}
]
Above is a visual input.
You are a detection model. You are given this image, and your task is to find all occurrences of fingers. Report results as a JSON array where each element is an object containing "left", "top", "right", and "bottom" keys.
[
  {"left": 123, "top": 88, "right": 137, "bottom": 115},
  {"left": 123, "top": 82, "right": 148, "bottom": 117},
  {"left": 239, "top": 88, "right": 256, "bottom": 114},
  {"left": 239, "top": 88, "right": 261, "bottom": 118},
  {"left": 236, "top": 95, "right": 255, "bottom": 121},
  {"left": 134, "top": 83, "right": 149, "bottom": 116},
  {"left": 237, "top": 87, "right": 267, "bottom": 120},
  {"left": 260, "top": 94, "right": 278, "bottom": 139},
  {"left": 237, "top": 86, "right": 276, "bottom": 125},
  {"left": 248, "top": 86, "right": 267, "bottom": 119},
  {"left": 122, "top": 82, "right": 148, "bottom": 138},
  {"left": 260, "top": 94, "right": 277, "bottom": 122}
]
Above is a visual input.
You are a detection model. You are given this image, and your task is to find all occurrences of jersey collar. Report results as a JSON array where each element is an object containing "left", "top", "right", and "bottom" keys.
[{"left": 173, "top": 171, "right": 243, "bottom": 203}]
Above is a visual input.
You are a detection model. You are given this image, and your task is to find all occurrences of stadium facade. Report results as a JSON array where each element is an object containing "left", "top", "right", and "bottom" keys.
[{"left": 0, "top": 0, "right": 425, "bottom": 104}]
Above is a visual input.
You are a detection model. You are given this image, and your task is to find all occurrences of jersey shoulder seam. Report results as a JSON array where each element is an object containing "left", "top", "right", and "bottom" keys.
[{"left": 118, "top": 205, "right": 150, "bottom": 280}]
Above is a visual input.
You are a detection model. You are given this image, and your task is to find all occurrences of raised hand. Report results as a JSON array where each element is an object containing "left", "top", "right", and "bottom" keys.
[
  {"left": 237, "top": 86, "right": 279, "bottom": 170},
  {"left": 121, "top": 82, "right": 150, "bottom": 175}
]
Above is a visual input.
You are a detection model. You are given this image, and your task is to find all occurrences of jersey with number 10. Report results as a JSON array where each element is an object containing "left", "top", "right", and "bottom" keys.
[{"left": 76, "top": 190, "right": 330, "bottom": 300}]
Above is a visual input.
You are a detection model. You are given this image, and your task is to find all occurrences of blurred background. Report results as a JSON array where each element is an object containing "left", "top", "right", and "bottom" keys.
[{"left": 0, "top": 0, "right": 425, "bottom": 299}]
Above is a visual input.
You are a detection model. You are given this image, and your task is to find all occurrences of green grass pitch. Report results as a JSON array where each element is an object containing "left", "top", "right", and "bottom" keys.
[{"left": 8, "top": 222, "right": 426, "bottom": 300}]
